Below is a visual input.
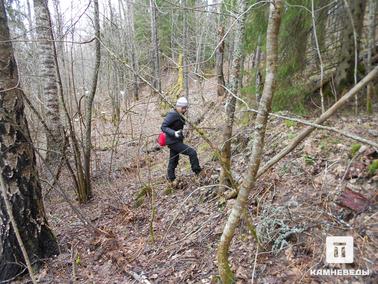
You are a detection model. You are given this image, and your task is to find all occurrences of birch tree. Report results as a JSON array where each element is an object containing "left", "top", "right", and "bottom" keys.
[
  {"left": 217, "top": 1, "right": 283, "bottom": 282},
  {"left": 219, "top": 0, "right": 247, "bottom": 191},
  {"left": 0, "top": 0, "right": 59, "bottom": 280},
  {"left": 33, "top": 0, "right": 63, "bottom": 164}
]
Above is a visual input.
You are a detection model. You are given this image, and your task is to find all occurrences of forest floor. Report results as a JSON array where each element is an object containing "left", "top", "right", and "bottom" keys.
[{"left": 16, "top": 73, "right": 377, "bottom": 284}]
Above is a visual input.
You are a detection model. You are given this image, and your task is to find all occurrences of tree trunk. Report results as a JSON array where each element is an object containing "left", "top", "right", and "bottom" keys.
[
  {"left": 83, "top": 0, "right": 101, "bottom": 202},
  {"left": 170, "top": 9, "right": 176, "bottom": 62},
  {"left": 183, "top": 0, "right": 189, "bottom": 99},
  {"left": 216, "top": 26, "right": 226, "bottom": 97},
  {"left": 0, "top": 1, "right": 59, "bottom": 280},
  {"left": 366, "top": 0, "right": 376, "bottom": 114},
  {"left": 254, "top": 34, "right": 262, "bottom": 104},
  {"left": 150, "top": 0, "right": 161, "bottom": 95},
  {"left": 219, "top": 0, "right": 247, "bottom": 191},
  {"left": 334, "top": 0, "right": 367, "bottom": 93},
  {"left": 217, "top": 1, "right": 283, "bottom": 282},
  {"left": 124, "top": 0, "right": 139, "bottom": 100},
  {"left": 33, "top": 0, "right": 63, "bottom": 164}
]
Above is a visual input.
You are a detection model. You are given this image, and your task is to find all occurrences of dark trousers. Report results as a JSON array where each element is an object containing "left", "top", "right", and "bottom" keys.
[{"left": 167, "top": 142, "right": 201, "bottom": 181}]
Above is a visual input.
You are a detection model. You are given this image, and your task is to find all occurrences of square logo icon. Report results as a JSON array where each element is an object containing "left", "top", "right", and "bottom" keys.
[{"left": 326, "top": 236, "right": 354, "bottom": 263}]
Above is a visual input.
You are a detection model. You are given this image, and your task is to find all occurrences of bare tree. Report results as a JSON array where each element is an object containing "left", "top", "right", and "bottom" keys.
[
  {"left": 216, "top": 26, "right": 226, "bottom": 97},
  {"left": 150, "top": 0, "right": 161, "bottom": 95},
  {"left": 183, "top": 0, "right": 189, "bottom": 98},
  {"left": 83, "top": 0, "right": 101, "bottom": 202},
  {"left": 254, "top": 34, "right": 262, "bottom": 104},
  {"left": 311, "top": 0, "right": 325, "bottom": 113},
  {"left": 33, "top": 0, "right": 63, "bottom": 164},
  {"left": 366, "top": 0, "right": 376, "bottom": 114},
  {"left": 0, "top": 0, "right": 59, "bottom": 280},
  {"left": 125, "top": 0, "right": 139, "bottom": 100},
  {"left": 217, "top": 1, "right": 283, "bottom": 282},
  {"left": 219, "top": 0, "right": 247, "bottom": 191}
]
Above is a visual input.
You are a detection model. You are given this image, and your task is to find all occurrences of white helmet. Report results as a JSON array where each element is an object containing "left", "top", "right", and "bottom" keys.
[{"left": 176, "top": 97, "right": 188, "bottom": 107}]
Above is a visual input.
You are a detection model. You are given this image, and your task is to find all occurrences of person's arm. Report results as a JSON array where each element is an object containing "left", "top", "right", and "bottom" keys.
[{"left": 161, "top": 112, "right": 178, "bottom": 137}]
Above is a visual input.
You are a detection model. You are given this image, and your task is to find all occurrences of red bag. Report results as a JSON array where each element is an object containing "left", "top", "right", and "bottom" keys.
[{"left": 157, "top": 132, "right": 166, "bottom": 146}]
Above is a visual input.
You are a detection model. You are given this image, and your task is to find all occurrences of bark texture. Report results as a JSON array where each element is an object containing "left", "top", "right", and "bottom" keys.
[
  {"left": 217, "top": 1, "right": 283, "bottom": 282},
  {"left": 124, "top": 0, "right": 139, "bottom": 100},
  {"left": 334, "top": 0, "right": 367, "bottom": 92},
  {"left": 33, "top": 0, "right": 63, "bottom": 164},
  {"left": 216, "top": 26, "right": 226, "bottom": 97},
  {"left": 0, "top": 1, "right": 59, "bottom": 280},
  {"left": 254, "top": 34, "right": 262, "bottom": 104},
  {"left": 183, "top": 0, "right": 189, "bottom": 98},
  {"left": 83, "top": 0, "right": 101, "bottom": 202},
  {"left": 366, "top": 0, "right": 376, "bottom": 113},
  {"left": 219, "top": 0, "right": 247, "bottom": 191},
  {"left": 150, "top": 0, "right": 161, "bottom": 94}
]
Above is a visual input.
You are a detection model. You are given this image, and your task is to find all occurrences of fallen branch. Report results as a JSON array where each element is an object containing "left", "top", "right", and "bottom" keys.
[
  {"left": 257, "top": 66, "right": 378, "bottom": 177},
  {"left": 243, "top": 110, "right": 378, "bottom": 148}
]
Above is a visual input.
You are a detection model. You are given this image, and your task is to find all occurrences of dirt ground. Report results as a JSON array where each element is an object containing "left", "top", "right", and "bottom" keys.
[{"left": 15, "top": 74, "right": 377, "bottom": 283}]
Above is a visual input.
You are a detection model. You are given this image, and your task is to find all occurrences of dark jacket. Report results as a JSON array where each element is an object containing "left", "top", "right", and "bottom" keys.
[{"left": 161, "top": 110, "right": 186, "bottom": 145}]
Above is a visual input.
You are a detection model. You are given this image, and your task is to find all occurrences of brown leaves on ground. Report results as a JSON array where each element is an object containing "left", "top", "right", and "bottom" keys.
[{"left": 15, "top": 82, "right": 378, "bottom": 283}]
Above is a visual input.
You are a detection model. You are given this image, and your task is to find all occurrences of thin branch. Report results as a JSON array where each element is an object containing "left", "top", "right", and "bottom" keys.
[
  {"left": 257, "top": 66, "right": 378, "bottom": 177},
  {"left": 311, "top": 0, "right": 325, "bottom": 113},
  {"left": 222, "top": 82, "right": 378, "bottom": 149}
]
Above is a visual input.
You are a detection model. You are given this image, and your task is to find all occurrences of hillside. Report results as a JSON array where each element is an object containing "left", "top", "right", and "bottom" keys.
[{"left": 13, "top": 74, "right": 377, "bottom": 284}]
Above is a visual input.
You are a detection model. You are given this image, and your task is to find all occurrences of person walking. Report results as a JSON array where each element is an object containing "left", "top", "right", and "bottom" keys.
[{"left": 161, "top": 97, "right": 202, "bottom": 184}]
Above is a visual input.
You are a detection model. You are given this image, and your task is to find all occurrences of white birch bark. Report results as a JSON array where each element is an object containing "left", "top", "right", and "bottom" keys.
[{"left": 33, "top": 0, "right": 63, "bottom": 163}]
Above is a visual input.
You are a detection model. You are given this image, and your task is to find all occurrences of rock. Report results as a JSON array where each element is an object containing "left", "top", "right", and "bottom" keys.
[
  {"left": 286, "top": 197, "right": 299, "bottom": 208},
  {"left": 358, "top": 145, "right": 368, "bottom": 154},
  {"left": 368, "top": 129, "right": 378, "bottom": 137},
  {"left": 313, "top": 173, "right": 336, "bottom": 186}
]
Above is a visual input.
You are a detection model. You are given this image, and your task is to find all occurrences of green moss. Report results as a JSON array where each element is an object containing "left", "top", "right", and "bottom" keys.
[
  {"left": 239, "top": 112, "right": 251, "bottom": 127},
  {"left": 287, "top": 132, "right": 296, "bottom": 140},
  {"left": 240, "top": 85, "right": 256, "bottom": 96},
  {"left": 304, "top": 155, "right": 316, "bottom": 166},
  {"left": 284, "top": 119, "right": 297, "bottom": 128},
  {"left": 134, "top": 184, "right": 152, "bottom": 208},
  {"left": 272, "top": 85, "right": 308, "bottom": 115},
  {"left": 350, "top": 143, "right": 361, "bottom": 157},
  {"left": 368, "top": 160, "right": 378, "bottom": 175},
  {"left": 211, "top": 150, "right": 220, "bottom": 162}
]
